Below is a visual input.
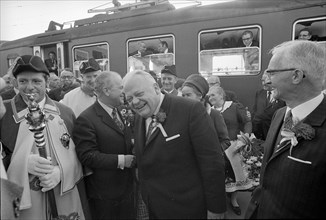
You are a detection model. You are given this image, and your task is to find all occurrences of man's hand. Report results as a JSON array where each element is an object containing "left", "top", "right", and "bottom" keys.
[
  {"left": 39, "top": 166, "right": 61, "bottom": 192},
  {"left": 207, "top": 210, "right": 226, "bottom": 219},
  {"left": 27, "top": 154, "right": 53, "bottom": 177},
  {"left": 124, "top": 155, "right": 136, "bottom": 168}
]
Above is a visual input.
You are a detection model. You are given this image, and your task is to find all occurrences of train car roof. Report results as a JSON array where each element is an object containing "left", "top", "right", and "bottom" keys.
[{"left": 1, "top": 0, "right": 325, "bottom": 50}]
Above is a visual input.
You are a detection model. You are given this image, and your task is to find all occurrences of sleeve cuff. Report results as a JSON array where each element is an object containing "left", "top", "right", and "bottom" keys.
[{"left": 117, "top": 155, "right": 125, "bottom": 170}]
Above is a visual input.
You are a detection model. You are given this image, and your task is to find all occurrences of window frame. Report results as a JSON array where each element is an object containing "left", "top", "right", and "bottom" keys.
[
  {"left": 72, "top": 42, "right": 109, "bottom": 78},
  {"left": 292, "top": 16, "right": 326, "bottom": 43},
  {"left": 126, "top": 34, "right": 175, "bottom": 77},
  {"left": 198, "top": 25, "right": 262, "bottom": 77}
]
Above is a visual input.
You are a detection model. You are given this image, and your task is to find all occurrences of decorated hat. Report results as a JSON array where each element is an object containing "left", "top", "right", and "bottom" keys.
[
  {"left": 183, "top": 74, "right": 209, "bottom": 97},
  {"left": 79, "top": 58, "right": 101, "bottom": 74},
  {"left": 161, "top": 65, "right": 177, "bottom": 77},
  {"left": 12, "top": 55, "right": 49, "bottom": 77}
]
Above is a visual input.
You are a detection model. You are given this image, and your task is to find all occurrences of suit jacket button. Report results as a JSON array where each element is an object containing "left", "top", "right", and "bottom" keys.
[
  {"left": 254, "top": 201, "right": 258, "bottom": 205},
  {"left": 13, "top": 197, "right": 21, "bottom": 217}
]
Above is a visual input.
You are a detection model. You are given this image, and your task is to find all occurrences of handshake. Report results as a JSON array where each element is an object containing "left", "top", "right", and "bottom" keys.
[
  {"left": 124, "top": 155, "right": 136, "bottom": 168},
  {"left": 27, "top": 154, "right": 61, "bottom": 192}
]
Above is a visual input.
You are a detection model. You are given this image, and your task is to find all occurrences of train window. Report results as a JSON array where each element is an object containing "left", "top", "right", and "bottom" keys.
[
  {"left": 72, "top": 42, "right": 109, "bottom": 77},
  {"left": 199, "top": 25, "right": 261, "bottom": 77},
  {"left": 127, "top": 34, "right": 175, "bottom": 77},
  {"left": 293, "top": 17, "right": 326, "bottom": 46}
]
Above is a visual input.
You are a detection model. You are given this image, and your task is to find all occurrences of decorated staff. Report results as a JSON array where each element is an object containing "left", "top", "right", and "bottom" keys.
[
  {"left": 25, "top": 93, "right": 58, "bottom": 219},
  {"left": 0, "top": 55, "right": 88, "bottom": 220}
]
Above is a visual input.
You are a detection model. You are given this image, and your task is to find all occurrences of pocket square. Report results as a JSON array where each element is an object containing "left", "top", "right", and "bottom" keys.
[
  {"left": 287, "top": 156, "right": 312, "bottom": 165},
  {"left": 166, "top": 134, "right": 180, "bottom": 142}
]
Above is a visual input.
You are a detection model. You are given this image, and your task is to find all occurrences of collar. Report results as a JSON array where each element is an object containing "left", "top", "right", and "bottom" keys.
[
  {"left": 163, "top": 89, "right": 175, "bottom": 94},
  {"left": 98, "top": 100, "right": 114, "bottom": 117},
  {"left": 146, "top": 93, "right": 164, "bottom": 125},
  {"left": 286, "top": 93, "right": 324, "bottom": 122},
  {"left": 12, "top": 95, "right": 60, "bottom": 123},
  {"left": 215, "top": 101, "right": 232, "bottom": 113},
  {"left": 14, "top": 87, "right": 19, "bottom": 94}
]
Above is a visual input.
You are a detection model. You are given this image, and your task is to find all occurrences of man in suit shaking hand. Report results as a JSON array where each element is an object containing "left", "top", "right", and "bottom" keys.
[
  {"left": 122, "top": 70, "right": 227, "bottom": 219},
  {"left": 73, "top": 71, "right": 135, "bottom": 220},
  {"left": 245, "top": 40, "right": 326, "bottom": 219}
]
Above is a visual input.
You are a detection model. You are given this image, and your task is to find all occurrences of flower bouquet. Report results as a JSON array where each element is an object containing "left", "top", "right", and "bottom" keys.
[{"left": 236, "top": 132, "right": 264, "bottom": 188}]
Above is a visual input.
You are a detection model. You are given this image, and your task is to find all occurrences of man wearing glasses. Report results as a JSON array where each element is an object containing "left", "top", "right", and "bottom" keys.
[
  {"left": 48, "top": 69, "right": 79, "bottom": 101},
  {"left": 238, "top": 30, "right": 259, "bottom": 47},
  {"left": 245, "top": 40, "right": 326, "bottom": 219}
]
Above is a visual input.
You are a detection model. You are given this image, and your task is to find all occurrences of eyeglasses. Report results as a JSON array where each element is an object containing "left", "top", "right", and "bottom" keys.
[
  {"left": 242, "top": 37, "right": 252, "bottom": 41},
  {"left": 61, "top": 76, "right": 74, "bottom": 80},
  {"left": 265, "top": 68, "right": 306, "bottom": 79},
  {"left": 265, "top": 68, "right": 296, "bottom": 76}
]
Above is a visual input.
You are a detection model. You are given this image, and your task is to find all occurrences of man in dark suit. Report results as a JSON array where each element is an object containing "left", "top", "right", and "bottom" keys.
[
  {"left": 129, "top": 41, "right": 155, "bottom": 57},
  {"left": 238, "top": 30, "right": 259, "bottom": 47},
  {"left": 122, "top": 70, "right": 227, "bottom": 219},
  {"left": 252, "top": 73, "right": 285, "bottom": 140},
  {"left": 73, "top": 71, "right": 135, "bottom": 220},
  {"left": 44, "top": 51, "right": 58, "bottom": 75},
  {"left": 245, "top": 40, "right": 326, "bottom": 219}
]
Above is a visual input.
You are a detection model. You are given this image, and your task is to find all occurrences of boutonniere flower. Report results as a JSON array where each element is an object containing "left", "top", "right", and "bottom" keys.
[
  {"left": 120, "top": 105, "right": 135, "bottom": 127},
  {"left": 280, "top": 118, "right": 315, "bottom": 164},
  {"left": 152, "top": 109, "right": 167, "bottom": 137},
  {"left": 280, "top": 119, "right": 315, "bottom": 147}
]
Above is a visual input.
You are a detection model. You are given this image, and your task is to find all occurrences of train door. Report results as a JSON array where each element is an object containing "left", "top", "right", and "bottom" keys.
[
  {"left": 34, "top": 42, "right": 68, "bottom": 76},
  {"left": 56, "top": 43, "right": 65, "bottom": 73}
]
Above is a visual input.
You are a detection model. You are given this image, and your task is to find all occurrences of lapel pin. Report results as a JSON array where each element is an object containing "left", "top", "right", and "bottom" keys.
[{"left": 60, "top": 133, "right": 70, "bottom": 149}]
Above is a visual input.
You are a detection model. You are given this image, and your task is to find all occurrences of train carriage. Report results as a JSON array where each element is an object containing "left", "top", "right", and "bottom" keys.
[{"left": 0, "top": 0, "right": 325, "bottom": 110}]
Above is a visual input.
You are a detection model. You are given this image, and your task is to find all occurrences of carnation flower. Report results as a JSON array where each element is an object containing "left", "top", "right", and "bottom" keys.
[{"left": 280, "top": 118, "right": 315, "bottom": 164}]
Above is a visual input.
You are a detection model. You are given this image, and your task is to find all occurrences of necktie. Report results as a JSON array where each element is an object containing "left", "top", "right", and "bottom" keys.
[
  {"left": 112, "top": 108, "right": 124, "bottom": 131},
  {"left": 146, "top": 116, "right": 156, "bottom": 143},
  {"left": 275, "top": 110, "right": 293, "bottom": 151},
  {"left": 283, "top": 110, "right": 293, "bottom": 130}
]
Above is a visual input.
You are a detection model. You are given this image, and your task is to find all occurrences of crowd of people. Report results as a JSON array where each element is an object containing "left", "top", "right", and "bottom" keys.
[{"left": 1, "top": 39, "right": 326, "bottom": 219}]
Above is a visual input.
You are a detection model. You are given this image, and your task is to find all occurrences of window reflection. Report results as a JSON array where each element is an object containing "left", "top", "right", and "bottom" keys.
[
  {"left": 200, "top": 47, "right": 259, "bottom": 76},
  {"left": 199, "top": 26, "right": 261, "bottom": 76},
  {"left": 72, "top": 43, "right": 109, "bottom": 77},
  {"left": 127, "top": 35, "right": 175, "bottom": 77}
]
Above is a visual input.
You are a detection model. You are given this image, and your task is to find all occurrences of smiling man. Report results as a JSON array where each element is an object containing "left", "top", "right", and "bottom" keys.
[
  {"left": 60, "top": 58, "right": 100, "bottom": 117},
  {"left": 0, "top": 55, "right": 88, "bottom": 219},
  {"left": 123, "top": 70, "right": 227, "bottom": 219},
  {"left": 160, "top": 65, "right": 178, "bottom": 95},
  {"left": 245, "top": 40, "right": 326, "bottom": 219}
]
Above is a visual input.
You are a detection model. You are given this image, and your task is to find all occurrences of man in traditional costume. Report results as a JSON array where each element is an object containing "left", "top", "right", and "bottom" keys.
[{"left": 0, "top": 55, "right": 89, "bottom": 220}]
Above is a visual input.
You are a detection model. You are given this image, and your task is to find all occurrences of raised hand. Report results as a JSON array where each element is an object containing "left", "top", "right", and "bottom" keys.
[{"left": 124, "top": 155, "right": 136, "bottom": 168}]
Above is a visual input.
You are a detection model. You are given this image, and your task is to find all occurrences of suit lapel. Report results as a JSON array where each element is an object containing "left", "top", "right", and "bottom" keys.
[
  {"left": 144, "top": 94, "right": 171, "bottom": 149},
  {"left": 94, "top": 101, "right": 124, "bottom": 135},
  {"left": 265, "top": 107, "right": 286, "bottom": 161},
  {"left": 269, "top": 95, "right": 326, "bottom": 161},
  {"left": 134, "top": 115, "right": 146, "bottom": 153}
]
